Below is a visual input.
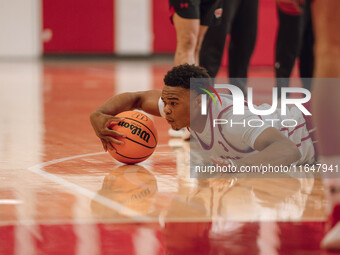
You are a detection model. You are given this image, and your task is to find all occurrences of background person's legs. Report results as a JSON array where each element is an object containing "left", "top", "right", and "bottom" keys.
[
  {"left": 312, "top": 0, "right": 340, "bottom": 250},
  {"left": 171, "top": 0, "right": 222, "bottom": 66},
  {"left": 199, "top": 0, "right": 239, "bottom": 77},
  {"left": 173, "top": 13, "right": 200, "bottom": 65},
  {"left": 299, "top": 0, "right": 314, "bottom": 91},
  {"left": 228, "top": 0, "right": 258, "bottom": 93},
  {"left": 194, "top": 25, "right": 208, "bottom": 65},
  {"left": 275, "top": 6, "right": 304, "bottom": 97},
  {"left": 199, "top": 0, "right": 258, "bottom": 94}
]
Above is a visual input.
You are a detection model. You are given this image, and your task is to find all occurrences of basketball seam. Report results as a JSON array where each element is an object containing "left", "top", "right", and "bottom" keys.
[{"left": 124, "top": 137, "right": 156, "bottom": 149}]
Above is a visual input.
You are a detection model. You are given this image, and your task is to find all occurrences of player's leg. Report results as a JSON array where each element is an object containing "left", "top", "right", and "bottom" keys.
[
  {"left": 315, "top": 83, "right": 340, "bottom": 250},
  {"left": 173, "top": 13, "right": 200, "bottom": 65},
  {"left": 275, "top": 4, "right": 304, "bottom": 97},
  {"left": 193, "top": 0, "right": 224, "bottom": 65},
  {"left": 299, "top": 0, "right": 314, "bottom": 91},
  {"left": 194, "top": 25, "right": 208, "bottom": 65},
  {"left": 312, "top": 0, "right": 340, "bottom": 250},
  {"left": 199, "top": 0, "right": 232, "bottom": 77},
  {"left": 228, "top": 0, "right": 259, "bottom": 93},
  {"left": 312, "top": 2, "right": 340, "bottom": 157},
  {"left": 312, "top": 1, "right": 340, "bottom": 79}
]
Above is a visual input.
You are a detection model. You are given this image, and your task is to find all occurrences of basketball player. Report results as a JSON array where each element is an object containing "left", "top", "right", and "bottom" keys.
[
  {"left": 90, "top": 64, "right": 316, "bottom": 168},
  {"left": 312, "top": 0, "right": 340, "bottom": 249}
]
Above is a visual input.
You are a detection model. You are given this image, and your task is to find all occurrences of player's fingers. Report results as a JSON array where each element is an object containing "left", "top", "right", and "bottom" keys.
[
  {"left": 98, "top": 134, "right": 124, "bottom": 145},
  {"left": 107, "top": 136, "right": 124, "bottom": 146},
  {"left": 100, "top": 139, "right": 108, "bottom": 152},
  {"left": 106, "top": 118, "right": 125, "bottom": 127},
  {"left": 101, "top": 137, "right": 116, "bottom": 151},
  {"left": 107, "top": 142, "right": 116, "bottom": 152},
  {"left": 103, "top": 128, "right": 126, "bottom": 138}
]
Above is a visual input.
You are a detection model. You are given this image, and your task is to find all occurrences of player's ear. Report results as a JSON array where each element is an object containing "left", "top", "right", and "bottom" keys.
[
  {"left": 190, "top": 90, "right": 202, "bottom": 106},
  {"left": 196, "top": 94, "right": 201, "bottom": 107},
  {"left": 190, "top": 94, "right": 201, "bottom": 109}
]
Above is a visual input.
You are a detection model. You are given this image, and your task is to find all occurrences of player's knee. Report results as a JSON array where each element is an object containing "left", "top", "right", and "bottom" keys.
[
  {"left": 194, "top": 43, "right": 202, "bottom": 57},
  {"left": 177, "top": 33, "right": 197, "bottom": 52}
]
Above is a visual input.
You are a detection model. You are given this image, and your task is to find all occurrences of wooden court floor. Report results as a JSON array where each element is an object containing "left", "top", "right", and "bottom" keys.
[{"left": 0, "top": 59, "right": 338, "bottom": 255}]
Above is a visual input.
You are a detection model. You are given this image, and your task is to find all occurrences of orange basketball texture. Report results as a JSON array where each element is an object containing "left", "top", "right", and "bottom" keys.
[{"left": 108, "top": 111, "right": 158, "bottom": 164}]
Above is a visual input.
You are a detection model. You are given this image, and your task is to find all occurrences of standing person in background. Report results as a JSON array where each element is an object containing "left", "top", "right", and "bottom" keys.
[
  {"left": 275, "top": 0, "right": 314, "bottom": 97},
  {"left": 170, "top": 0, "right": 223, "bottom": 66},
  {"left": 169, "top": 0, "right": 223, "bottom": 139},
  {"left": 199, "top": 0, "right": 259, "bottom": 94},
  {"left": 312, "top": 0, "right": 340, "bottom": 250}
]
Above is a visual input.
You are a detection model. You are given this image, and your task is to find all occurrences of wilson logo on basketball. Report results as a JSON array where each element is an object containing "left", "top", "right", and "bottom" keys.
[
  {"left": 108, "top": 110, "right": 157, "bottom": 164},
  {"left": 117, "top": 121, "right": 151, "bottom": 143}
]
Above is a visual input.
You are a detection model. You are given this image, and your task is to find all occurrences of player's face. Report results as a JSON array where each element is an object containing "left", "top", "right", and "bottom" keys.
[{"left": 161, "top": 86, "right": 191, "bottom": 130}]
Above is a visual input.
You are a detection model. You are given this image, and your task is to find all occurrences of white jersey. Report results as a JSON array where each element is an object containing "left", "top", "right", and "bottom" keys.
[{"left": 158, "top": 95, "right": 316, "bottom": 164}]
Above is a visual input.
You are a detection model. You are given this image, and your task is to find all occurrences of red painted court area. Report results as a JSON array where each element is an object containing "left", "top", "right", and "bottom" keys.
[
  {"left": 0, "top": 59, "right": 338, "bottom": 254},
  {"left": 0, "top": 222, "right": 335, "bottom": 255}
]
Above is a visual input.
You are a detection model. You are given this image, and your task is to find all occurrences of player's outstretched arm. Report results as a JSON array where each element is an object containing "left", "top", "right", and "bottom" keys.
[
  {"left": 237, "top": 127, "right": 301, "bottom": 167},
  {"left": 90, "top": 90, "right": 162, "bottom": 151}
]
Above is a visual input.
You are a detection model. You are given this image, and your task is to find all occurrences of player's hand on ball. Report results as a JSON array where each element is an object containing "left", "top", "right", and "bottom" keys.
[{"left": 90, "top": 111, "right": 125, "bottom": 151}]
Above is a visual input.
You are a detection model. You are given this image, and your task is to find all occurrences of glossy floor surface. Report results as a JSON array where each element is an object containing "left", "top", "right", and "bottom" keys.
[{"left": 0, "top": 59, "right": 338, "bottom": 254}]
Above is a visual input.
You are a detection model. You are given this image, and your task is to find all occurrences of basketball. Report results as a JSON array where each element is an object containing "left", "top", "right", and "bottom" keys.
[
  {"left": 107, "top": 111, "right": 158, "bottom": 164},
  {"left": 91, "top": 165, "right": 158, "bottom": 216}
]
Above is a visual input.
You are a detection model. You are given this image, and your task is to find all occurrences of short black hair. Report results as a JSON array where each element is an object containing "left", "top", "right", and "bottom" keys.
[{"left": 163, "top": 64, "right": 211, "bottom": 92}]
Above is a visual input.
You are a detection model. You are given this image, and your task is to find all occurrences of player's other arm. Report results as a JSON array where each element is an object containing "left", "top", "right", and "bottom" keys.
[
  {"left": 237, "top": 127, "right": 301, "bottom": 167},
  {"left": 90, "top": 90, "right": 161, "bottom": 151}
]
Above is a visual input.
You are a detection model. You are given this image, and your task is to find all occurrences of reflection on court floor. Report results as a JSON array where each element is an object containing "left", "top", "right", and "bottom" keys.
[{"left": 0, "top": 60, "right": 333, "bottom": 255}]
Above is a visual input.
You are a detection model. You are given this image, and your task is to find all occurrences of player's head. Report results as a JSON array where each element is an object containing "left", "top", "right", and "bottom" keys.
[{"left": 162, "top": 64, "right": 211, "bottom": 129}]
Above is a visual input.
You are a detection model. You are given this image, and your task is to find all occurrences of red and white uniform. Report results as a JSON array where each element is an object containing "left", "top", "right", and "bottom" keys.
[{"left": 159, "top": 95, "right": 316, "bottom": 165}]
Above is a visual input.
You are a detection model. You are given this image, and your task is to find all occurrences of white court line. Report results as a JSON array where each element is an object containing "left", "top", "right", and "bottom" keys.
[
  {"left": 27, "top": 145, "right": 168, "bottom": 223},
  {"left": 0, "top": 199, "right": 23, "bottom": 205}
]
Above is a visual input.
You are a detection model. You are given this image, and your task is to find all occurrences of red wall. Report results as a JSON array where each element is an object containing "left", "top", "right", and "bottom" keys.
[
  {"left": 43, "top": 0, "right": 278, "bottom": 66},
  {"left": 152, "top": 0, "right": 176, "bottom": 53},
  {"left": 42, "top": 0, "right": 114, "bottom": 53}
]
